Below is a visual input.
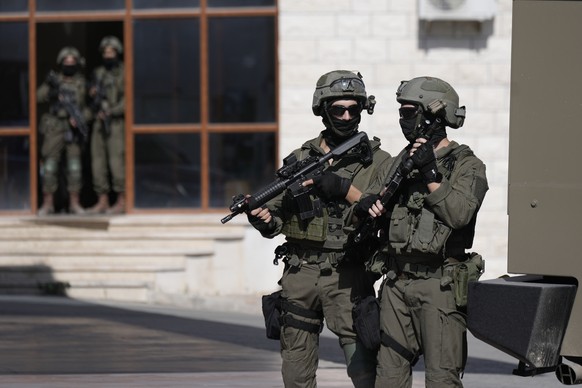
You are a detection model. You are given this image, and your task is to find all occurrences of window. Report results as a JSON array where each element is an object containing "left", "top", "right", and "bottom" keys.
[
  {"left": 0, "top": 136, "right": 30, "bottom": 210},
  {"left": 0, "top": 22, "right": 28, "bottom": 127},
  {"left": 134, "top": 18, "right": 201, "bottom": 124}
]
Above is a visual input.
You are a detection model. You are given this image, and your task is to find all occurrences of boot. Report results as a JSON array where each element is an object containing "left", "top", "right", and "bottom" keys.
[
  {"left": 69, "top": 192, "right": 85, "bottom": 215},
  {"left": 86, "top": 194, "right": 109, "bottom": 214},
  {"left": 106, "top": 192, "right": 125, "bottom": 215},
  {"left": 38, "top": 193, "right": 54, "bottom": 216}
]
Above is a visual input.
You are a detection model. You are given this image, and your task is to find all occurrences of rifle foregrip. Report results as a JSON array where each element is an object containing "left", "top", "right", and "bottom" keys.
[{"left": 247, "top": 180, "right": 287, "bottom": 210}]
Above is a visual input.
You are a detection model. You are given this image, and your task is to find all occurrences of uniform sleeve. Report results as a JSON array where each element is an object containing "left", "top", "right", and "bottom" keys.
[
  {"left": 37, "top": 82, "right": 50, "bottom": 104},
  {"left": 424, "top": 157, "right": 488, "bottom": 229}
]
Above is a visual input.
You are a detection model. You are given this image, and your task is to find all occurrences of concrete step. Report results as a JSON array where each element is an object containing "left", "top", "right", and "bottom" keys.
[
  {"left": 0, "top": 239, "right": 214, "bottom": 256},
  {"left": 0, "top": 255, "right": 187, "bottom": 271}
]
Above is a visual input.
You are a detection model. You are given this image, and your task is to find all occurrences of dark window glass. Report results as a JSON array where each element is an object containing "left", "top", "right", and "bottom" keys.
[
  {"left": 134, "top": 133, "right": 201, "bottom": 208},
  {"left": 134, "top": 0, "right": 200, "bottom": 9},
  {"left": 0, "top": 22, "right": 28, "bottom": 127},
  {"left": 0, "top": 136, "right": 30, "bottom": 210},
  {"left": 37, "top": 0, "right": 124, "bottom": 11},
  {"left": 209, "top": 132, "right": 275, "bottom": 208},
  {"left": 208, "top": 0, "right": 275, "bottom": 6},
  {"left": 0, "top": 0, "right": 27, "bottom": 12},
  {"left": 208, "top": 17, "right": 275, "bottom": 123},
  {"left": 134, "top": 19, "right": 200, "bottom": 124}
]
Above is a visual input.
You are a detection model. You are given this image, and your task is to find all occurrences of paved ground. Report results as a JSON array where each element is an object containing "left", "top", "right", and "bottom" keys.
[{"left": 0, "top": 295, "right": 566, "bottom": 387}]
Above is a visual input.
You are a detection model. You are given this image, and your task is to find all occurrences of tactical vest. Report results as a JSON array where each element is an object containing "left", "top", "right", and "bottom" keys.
[
  {"left": 281, "top": 137, "right": 386, "bottom": 252},
  {"left": 385, "top": 143, "right": 475, "bottom": 258}
]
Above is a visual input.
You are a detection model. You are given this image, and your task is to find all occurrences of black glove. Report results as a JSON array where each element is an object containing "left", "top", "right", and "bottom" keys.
[
  {"left": 312, "top": 171, "right": 351, "bottom": 201},
  {"left": 247, "top": 208, "right": 276, "bottom": 234},
  {"left": 354, "top": 194, "right": 380, "bottom": 218},
  {"left": 410, "top": 143, "right": 442, "bottom": 183}
]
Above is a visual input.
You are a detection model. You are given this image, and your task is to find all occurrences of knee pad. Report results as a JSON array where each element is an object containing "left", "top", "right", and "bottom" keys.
[
  {"left": 68, "top": 158, "right": 82, "bottom": 178},
  {"left": 44, "top": 158, "right": 58, "bottom": 174}
]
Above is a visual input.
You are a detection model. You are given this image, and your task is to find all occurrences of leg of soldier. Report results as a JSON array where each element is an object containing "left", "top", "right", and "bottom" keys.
[
  {"left": 66, "top": 142, "right": 84, "bottom": 214},
  {"left": 411, "top": 278, "right": 466, "bottom": 388},
  {"left": 66, "top": 142, "right": 83, "bottom": 194},
  {"left": 40, "top": 125, "right": 66, "bottom": 195},
  {"left": 90, "top": 121, "right": 110, "bottom": 195},
  {"left": 280, "top": 263, "right": 322, "bottom": 388},
  {"left": 107, "top": 120, "right": 125, "bottom": 194},
  {"left": 375, "top": 278, "right": 419, "bottom": 388},
  {"left": 321, "top": 263, "right": 376, "bottom": 388},
  {"left": 106, "top": 120, "right": 126, "bottom": 214}
]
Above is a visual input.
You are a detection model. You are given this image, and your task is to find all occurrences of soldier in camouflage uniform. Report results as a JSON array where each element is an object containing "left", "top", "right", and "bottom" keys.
[
  {"left": 355, "top": 76, "right": 489, "bottom": 388},
  {"left": 37, "top": 46, "right": 90, "bottom": 215},
  {"left": 248, "top": 70, "right": 391, "bottom": 388},
  {"left": 86, "top": 36, "right": 125, "bottom": 214}
]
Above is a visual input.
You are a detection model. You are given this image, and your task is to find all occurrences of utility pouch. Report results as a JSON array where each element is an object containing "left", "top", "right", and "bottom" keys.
[
  {"left": 352, "top": 295, "right": 382, "bottom": 350},
  {"left": 410, "top": 208, "right": 452, "bottom": 254},
  {"left": 388, "top": 205, "right": 410, "bottom": 254},
  {"left": 261, "top": 290, "right": 283, "bottom": 340},
  {"left": 443, "top": 252, "right": 485, "bottom": 308}
]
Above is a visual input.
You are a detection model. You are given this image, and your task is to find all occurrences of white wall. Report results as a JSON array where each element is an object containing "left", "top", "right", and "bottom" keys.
[{"left": 277, "top": 0, "right": 513, "bottom": 279}]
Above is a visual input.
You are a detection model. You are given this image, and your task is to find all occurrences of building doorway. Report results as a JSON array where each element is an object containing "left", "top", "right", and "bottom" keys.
[{"left": 36, "top": 21, "right": 123, "bottom": 213}]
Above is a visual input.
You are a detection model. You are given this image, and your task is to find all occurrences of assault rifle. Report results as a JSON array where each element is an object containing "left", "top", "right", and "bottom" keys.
[
  {"left": 352, "top": 101, "right": 446, "bottom": 243},
  {"left": 47, "top": 71, "right": 89, "bottom": 141},
  {"left": 90, "top": 77, "right": 112, "bottom": 136},
  {"left": 221, "top": 131, "right": 373, "bottom": 224}
]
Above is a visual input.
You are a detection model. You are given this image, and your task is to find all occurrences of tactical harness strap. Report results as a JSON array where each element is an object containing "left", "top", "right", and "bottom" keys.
[
  {"left": 280, "top": 299, "right": 323, "bottom": 334},
  {"left": 381, "top": 331, "right": 419, "bottom": 366}
]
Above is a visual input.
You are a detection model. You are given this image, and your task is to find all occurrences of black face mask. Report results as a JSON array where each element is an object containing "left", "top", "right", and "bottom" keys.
[
  {"left": 322, "top": 116, "right": 360, "bottom": 147},
  {"left": 103, "top": 58, "right": 118, "bottom": 70},
  {"left": 400, "top": 116, "right": 421, "bottom": 143},
  {"left": 61, "top": 64, "right": 78, "bottom": 77}
]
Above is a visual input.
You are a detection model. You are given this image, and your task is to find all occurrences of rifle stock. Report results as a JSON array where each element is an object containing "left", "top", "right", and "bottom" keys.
[{"left": 221, "top": 131, "right": 370, "bottom": 224}]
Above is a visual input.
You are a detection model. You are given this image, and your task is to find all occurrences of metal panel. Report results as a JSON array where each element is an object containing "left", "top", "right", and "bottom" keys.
[{"left": 509, "top": 0, "right": 582, "bottom": 358}]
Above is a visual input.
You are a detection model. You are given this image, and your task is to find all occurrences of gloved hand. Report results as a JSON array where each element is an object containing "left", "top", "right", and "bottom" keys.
[
  {"left": 247, "top": 206, "right": 276, "bottom": 233},
  {"left": 312, "top": 171, "right": 351, "bottom": 201},
  {"left": 410, "top": 143, "right": 441, "bottom": 183},
  {"left": 354, "top": 194, "right": 380, "bottom": 218}
]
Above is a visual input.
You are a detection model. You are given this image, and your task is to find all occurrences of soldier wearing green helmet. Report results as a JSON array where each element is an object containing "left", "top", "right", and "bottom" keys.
[
  {"left": 37, "top": 46, "right": 90, "bottom": 215},
  {"left": 86, "top": 36, "right": 125, "bottom": 214},
  {"left": 248, "top": 70, "right": 391, "bottom": 387},
  {"left": 354, "top": 76, "right": 489, "bottom": 387}
]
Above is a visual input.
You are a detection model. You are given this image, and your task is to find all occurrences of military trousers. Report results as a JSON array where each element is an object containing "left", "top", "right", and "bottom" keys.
[
  {"left": 375, "top": 276, "right": 467, "bottom": 388},
  {"left": 279, "top": 260, "right": 377, "bottom": 388},
  {"left": 91, "top": 118, "right": 125, "bottom": 194},
  {"left": 40, "top": 118, "right": 82, "bottom": 194}
]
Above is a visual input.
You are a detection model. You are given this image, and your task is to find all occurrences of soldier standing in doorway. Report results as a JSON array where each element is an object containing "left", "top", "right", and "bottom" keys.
[
  {"left": 37, "top": 46, "right": 90, "bottom": 215},
  {"left": 86, "top": 36, "right": 125, "bottom": 214}
]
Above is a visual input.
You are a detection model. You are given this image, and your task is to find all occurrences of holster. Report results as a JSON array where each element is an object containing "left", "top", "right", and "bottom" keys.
[
  {"left": 442, "top": 252, "right": 485, "bottom": 308},
  {"left": 261, "top": 290, "right": 283, "bottom": 340},
  {"left": 352, "top": 295, "right": 382, "bottom": 350}
]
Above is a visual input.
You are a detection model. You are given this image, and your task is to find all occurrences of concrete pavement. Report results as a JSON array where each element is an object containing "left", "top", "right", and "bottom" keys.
[{"left": 0, "top": 295, "right": 565, "bottom": 387}]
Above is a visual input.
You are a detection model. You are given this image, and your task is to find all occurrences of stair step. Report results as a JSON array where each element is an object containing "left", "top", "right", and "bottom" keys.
[{"left": 0, "top": 255, "right": 189, "bottom": 271}]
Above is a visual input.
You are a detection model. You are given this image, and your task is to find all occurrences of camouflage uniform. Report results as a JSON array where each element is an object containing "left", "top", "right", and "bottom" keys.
[
  {"left": 88, "top": 37, "right": 125, "bottom": 214},
  {"left": 37, "top": 46, "right": 90, "bottom": 215},
  {"left": 359, "top": 77, "right": 489, "bottom": 388},
  {"left": 250, "top": 71, "right": 391, "bottom": 388}
]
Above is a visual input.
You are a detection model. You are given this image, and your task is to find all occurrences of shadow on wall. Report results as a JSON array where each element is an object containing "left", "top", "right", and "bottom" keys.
[{"left": 418, "top": 19, "right": 494, "bottom": 50}]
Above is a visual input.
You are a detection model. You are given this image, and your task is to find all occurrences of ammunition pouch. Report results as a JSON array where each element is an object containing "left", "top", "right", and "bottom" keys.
[
  {"left": 441, "top": 252, "right": 485, "bottom": 308},
  {"left": 389, "top": 205, "right": 452, "bottom": 255},
  {"left": 261, "top": 289, "right": 325, "bottom": 340},
  {"left": 352, "top": 295, "right": 381, "bottom": 350},
  {"left": 288, "top": 180, "right": 323, "bottom": 220}
]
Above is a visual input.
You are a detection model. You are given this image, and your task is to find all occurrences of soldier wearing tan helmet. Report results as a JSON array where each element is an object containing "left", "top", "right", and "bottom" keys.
[
  {"left": 86, "top": 36, "right": 125, "bottom": 214},
  {"left": 37, "top": 46, "right": 90, "bottom": 215},
  {"left": 355, "top": 76, "right": 489, "bottom": 387},
  {"left": 248, "top": 70, "right": 392, "bottom": 387}
]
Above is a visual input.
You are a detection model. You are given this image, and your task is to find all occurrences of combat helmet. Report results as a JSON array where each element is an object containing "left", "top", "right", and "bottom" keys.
[
  {"left": 99, "top": 36, "right": 123, "bottom": 54},
  {"left": 56, "top": 46, "right": 85, "bottom": 67},
  {"left": 312, "top": 70, "right": 375, "bottom": 116},
  {"left": 396, "top": 76, "right": 466, "bottom": 128}
]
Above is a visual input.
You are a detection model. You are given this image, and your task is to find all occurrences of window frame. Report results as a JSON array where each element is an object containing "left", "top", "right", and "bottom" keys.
[{"left": 0, "top": 0, "right": 278, "bottom": 215}]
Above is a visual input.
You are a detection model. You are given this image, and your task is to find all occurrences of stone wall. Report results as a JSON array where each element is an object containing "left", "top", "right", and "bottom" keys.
[{"left": 277, "top": 0, "right": 513, "bottom": 279}]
